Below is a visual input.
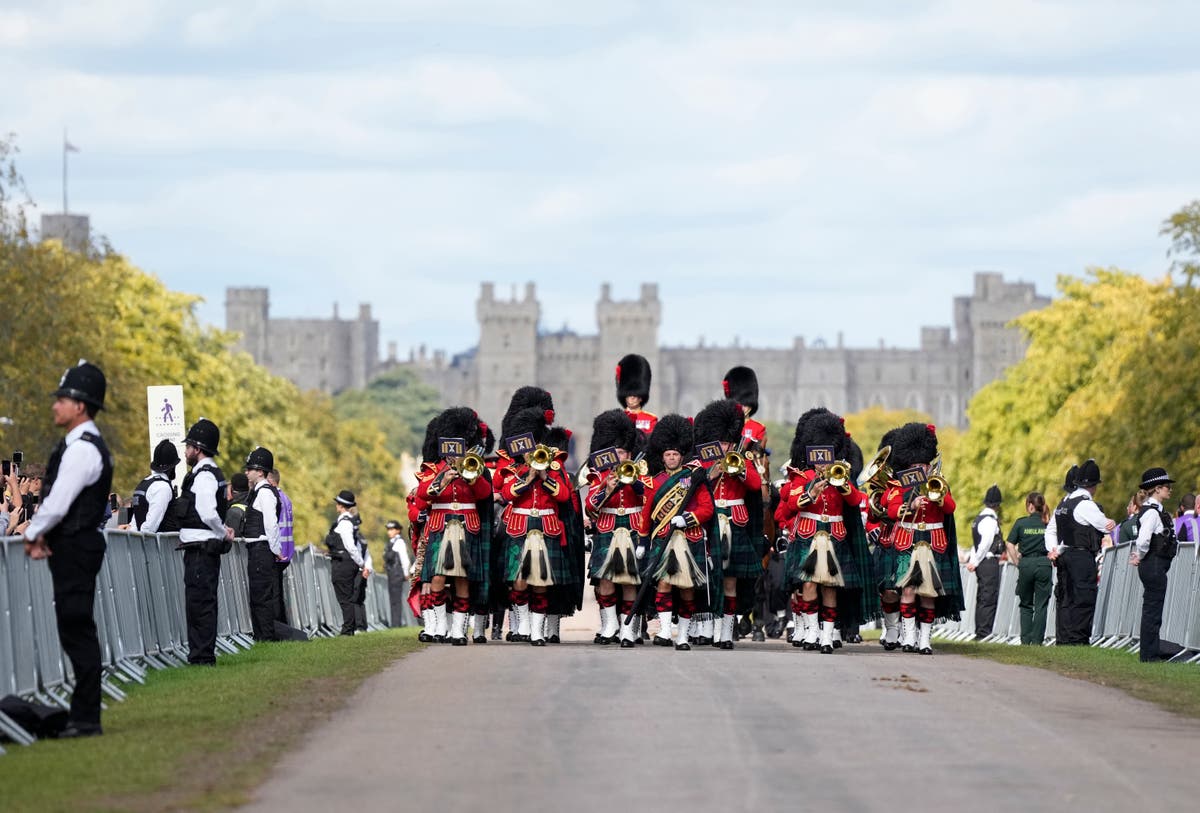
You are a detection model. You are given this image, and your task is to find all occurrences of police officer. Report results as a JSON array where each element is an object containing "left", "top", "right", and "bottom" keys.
[
  {"left": 328, "top": 490, "right": 367, "bottom": 636},
  {"left": 384, "top": 520, "right": 413, "bottom": 627},
  {"left": 243, "top": 446, "right": 282, "bottom": 641},
  {"left": 22, "top": 361, "right": 113, "bottom": 737},
  {"left": 130, "top": 439, "right": 180, "bottom": 533},
  {"left": 967, "top": 484, "right": 1003, "bottom": 640},
  {"left": 177, "top": 418, "right": 234, "bottom": 665},
  {"left": 1045, "top": 459, "right": 1115, "bottom": 645},
  {"left": 1130, "top": 468, "right": 1176, "bottom": 662}
]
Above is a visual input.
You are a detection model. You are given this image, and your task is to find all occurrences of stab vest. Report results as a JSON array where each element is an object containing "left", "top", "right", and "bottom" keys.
[
  {"left": 1054, "top": 494, "right": 1101, "bottom": 554},
  {"left": 42, "top": 431, "right": 114, "bottom": 538},
  {"left": 241, "top": 482, "right": 282, "bottom": 539},
  {"left": 174, "top": 462, "right": 229, "bottom": 531},
  {"left": 1138, "top": 504, "right": 1177, "bottom": 559},
  {"left": 971, "top": 511, "right": 1004, "bottom": 557},
  {"left": 131, "top": 473, "right": 179, "bottom": 532}
]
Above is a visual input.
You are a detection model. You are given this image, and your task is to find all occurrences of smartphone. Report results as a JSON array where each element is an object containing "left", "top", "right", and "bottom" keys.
[
  {"left": 109, "top": 493, "right": 119, "bottom": 511},
  {"left": 11, "top": 451, "right": 22, "bottom": 465},
  {"left": 117, "top": 506, "right": 131, "bottom": 526},
  {"left": 1, "top": 460, "right": 9, "bottom": 476}
]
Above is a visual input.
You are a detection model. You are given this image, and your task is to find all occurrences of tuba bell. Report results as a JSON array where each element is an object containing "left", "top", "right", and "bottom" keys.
[{"left": 857, "top": 446, "right": 893, "bottom": 519}]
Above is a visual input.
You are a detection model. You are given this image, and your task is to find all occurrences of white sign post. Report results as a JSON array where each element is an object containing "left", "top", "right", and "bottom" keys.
[{"left": 147, "top": 385, "right": 186, "bottom": 488}]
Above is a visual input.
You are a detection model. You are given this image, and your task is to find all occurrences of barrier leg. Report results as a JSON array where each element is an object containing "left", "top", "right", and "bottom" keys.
[{"left": 0, "top": 711, "right": 36, "bottom": 746}]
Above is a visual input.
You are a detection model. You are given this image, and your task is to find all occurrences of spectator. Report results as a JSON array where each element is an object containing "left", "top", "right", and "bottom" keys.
[
  {"left": 267, "top": 469, "right": 294, "bottom": 624},
  {"left": 1130, "top": 468, "right": 1177, "bottom": 662},
  {"left": 383, "top": 519, "right": 414, "bottom": 627},
  {"left": 1005, "top": 492, "right": 1050, "bottom": 645},
  {"left": 2, "top": 468, "right": 22, "bottom": 534},
  {"left": 1174, "top": 493, "right": 1198, "bottom": 543},
  {"left": 1117, "top": 491, "right": 1147, "bottom": 544},
  {"left": 967, "top": 484, "right": 1003, "bottom": 640}
]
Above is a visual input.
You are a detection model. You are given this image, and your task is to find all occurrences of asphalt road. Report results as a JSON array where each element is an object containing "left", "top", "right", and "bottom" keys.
[{"left": 243, "top": 629, "right": 1198, "bottom": 813}]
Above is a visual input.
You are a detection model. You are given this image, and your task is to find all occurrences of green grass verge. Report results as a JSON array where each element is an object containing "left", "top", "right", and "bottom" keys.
[
  {"left": 0, "top": 628, "right": 421, "bottom": 813},
  {"left": 937, "top": 639, "right": 1200, "bottom": 719}
]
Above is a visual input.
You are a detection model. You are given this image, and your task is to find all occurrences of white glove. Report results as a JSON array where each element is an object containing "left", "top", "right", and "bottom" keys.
[
  {"left": 670, "top": 515, "right": 687, "bottom": 529},
  {"left": 635, "top": 545, "right": 646, "bottom": 560}
]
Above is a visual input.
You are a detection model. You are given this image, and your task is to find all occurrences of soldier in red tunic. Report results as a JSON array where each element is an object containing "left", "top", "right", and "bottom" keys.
[
  {"left": 880, "top": 422, "right": 964, "bottom": 654},
  {"left": 694, "top": 399, "right": 764, "bottom": 649},
  {"left": 584, "top": 409, "right": 647, "bottom": 646},
  {"left": 616, "top": 353, "right": 657, "bottom": 436},
  {"left": 414, "top": 408, "right": 494, "bottom": 646},
  {"left": 637, "top": 415, "right": 715, "bottom": 650}
]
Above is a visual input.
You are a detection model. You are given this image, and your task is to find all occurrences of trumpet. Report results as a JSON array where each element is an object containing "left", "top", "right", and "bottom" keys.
[
  {"left": 526, "top": 444, "right": 554, "bottom": 472},
  {"left": 826, "top": 460, "right": 851, "bottom": 489},
  {"left": 455, "top": 446, "right": 486, "bottom": 482},
  {"left": 615, "top": 456, "right": 648, "bottom": 485},
  {"left": 923, "top": 455, "right": 947, "bottom": 503},
  {"left": 722, "top": 450, "right": 746, "bottom": 476}
]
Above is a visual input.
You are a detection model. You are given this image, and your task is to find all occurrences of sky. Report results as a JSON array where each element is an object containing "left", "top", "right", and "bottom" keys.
[{"left": 4, "top": 1, "right": 1200, "bottom": 358}]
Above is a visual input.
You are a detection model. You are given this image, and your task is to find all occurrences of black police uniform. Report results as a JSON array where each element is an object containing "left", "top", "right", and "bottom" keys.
[
  {"left": 176, "top": 447, "right": 229, "bottom": 664},
  {"left": 1053, "top": 493, "right": 1104, "bottom": 645},
  {"left": 243, "top": 480, "right": 283, "bottom": 641},
  {"left": 327, "top": 511, "right": 364, "bottom": 635},
  {"left": 970, "top": 508, "right": 1003, "bottom": 638}
]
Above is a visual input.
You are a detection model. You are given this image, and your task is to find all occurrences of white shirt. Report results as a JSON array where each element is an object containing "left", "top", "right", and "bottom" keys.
[
  {"left": 24, "top": 420, "right": 104, "bottom": 542},
  {"left": 335, "top": 512, "right": 364, "bottom": 567},
  {"left": 137, "top": 474, "right": 174, "bottom": 533},
  {"left": 1044, "top": 488, "right": 1111, "bottom": 554},
  {"left": 363, "top": 549, "right": 374, "bottom": 575},
  {"left": 179, "top": 458, "right": 229, "bottom": 544},
  {"left": 390, "top": 535, "right": 413, "bottom": 573},
  {"left": 1133, "top": 498, "right": 1165, "bottom": 558},
  {"left": 969, "top": 508, "right": 1000, "bottom": 567},
  {"left": 248, "top": 481, "right": 282, "bottom": 557}
]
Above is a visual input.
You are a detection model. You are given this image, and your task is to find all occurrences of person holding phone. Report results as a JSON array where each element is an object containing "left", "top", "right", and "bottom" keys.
[{"left": 22, "top": 361, "right": 113, "bottom": 738}]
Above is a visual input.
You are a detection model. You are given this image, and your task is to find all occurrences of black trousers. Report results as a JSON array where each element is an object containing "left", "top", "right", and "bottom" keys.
[
  {"left": 974, "top": 557, "right": 1000, "bottom": 637},
  {"left": 183, "top": 542, "right": 223, "bottom": 664},
  {"left": 352, "top": 574, "right": 368, "bottom": 631},
  {"left": 331, "top": 558, "right": 360, "bottom": 635},
  {"left": 274, "top": 559, "right": 290, "bottom": 624},
  {"left": 1137, "top": 554, "right": 1170, "bottom": 662},
  {"left": 47, "top": 530, "right": 106, "bottom": 726},
  {"left": 247, "top": 541, "right": 279, "bottom": 641},
  {"left": 1055, "top": 547, "right": 1097, "bottom": 645},
  {"left": 387, "top": 575, "right": 410, "bottom": 627}
]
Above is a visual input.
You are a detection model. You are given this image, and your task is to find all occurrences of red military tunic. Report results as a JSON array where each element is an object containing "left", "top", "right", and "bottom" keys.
[
  {"left": 639, "top": 464, "right": 714, "bottom": 543},
  {"left": 500, "top": 463, "right": 572, "bottom": 539},
  {"left": 625, "top": 408, "right": 658, "bottom": 436},
  {"left": 741, "top": 418, "right": 767, "bottom": 449},
  {"left": 775, "top": 469, "right": 865, "bottom": 542},
  {"left": 585, "top": 469, "right": 649, "bottom": 535},
  {"left": 884, "top": 481, "right": 956, "bottom": 553},
  {"left": 703, "top": 458, "right": 762, "bottom": 528},
  {"left": 416, "top": 462, "right": 493, "bottom": 535}
]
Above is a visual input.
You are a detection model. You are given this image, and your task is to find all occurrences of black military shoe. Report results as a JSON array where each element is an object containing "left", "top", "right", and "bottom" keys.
[
  {"left": 451, "top": 636, "right": 468, "bottom": 647},
  {"left": 57, "top": 722, "right": 103, "bottom": 739},
  {"left": 820, "top": 644, "right": 834, "bottom": 655},
  {"left": 548, "top": 634, "right": 561, "bottom": 644},
  {"left": 674, "top": 641, "right": 691, "bottom": 651},
  {"left": 751, "top": 628, "right": 766, "bottom": 642},
  {"left": 919, "top": 646, "right": 933, "bottom": 655},
  {"left": 720, "top": 640, "right": 734, "bottom": 650},
  {"left": 472, "top": 635, "right": 487, "bottom": 644},
  {"left": 530, "top": 638, "right": 546, "bottom": 647},
  {"left": 620, "top": 639, "right": 635, "bottom": 648},
  {"left": 418, "top": 631, "right": 433, "bottom": 643},
  {"left": 653, "top": 636, "right": 674, "bottom": 647}
]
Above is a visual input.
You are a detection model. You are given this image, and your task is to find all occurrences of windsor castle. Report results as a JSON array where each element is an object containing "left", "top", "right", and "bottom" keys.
[{"left": 226, "top": 273, "right": 1049, "bottom": 456}]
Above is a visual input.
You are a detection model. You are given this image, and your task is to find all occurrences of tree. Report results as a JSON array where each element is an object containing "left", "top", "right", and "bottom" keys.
[
  {"left": 332, "top": 366, "right": 441, "bottom": 458},
  {"left": 1160, "top": 200, "right": 1200, "bottom": 288}
]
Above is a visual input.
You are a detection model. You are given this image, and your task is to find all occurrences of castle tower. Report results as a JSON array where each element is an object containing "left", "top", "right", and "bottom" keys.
[
  {"left": 225, "top": 287, "right": 270, "bottom": 364},
  {"left": 596, "top": 283, "right": 661, "bottom": 407},
  {"left": 961, "top": 272, "right": 1051, "bottom": 394},
  {"left": 475, "top": 282, "right": 541, "bottom": 427}
]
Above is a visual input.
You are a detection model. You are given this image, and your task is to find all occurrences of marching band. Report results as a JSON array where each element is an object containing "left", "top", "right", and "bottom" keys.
[{"left": 406, "top": 355, "right": 966, "bottom": 653}]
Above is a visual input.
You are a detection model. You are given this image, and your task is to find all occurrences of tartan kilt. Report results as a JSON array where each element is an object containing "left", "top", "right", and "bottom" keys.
[
  {"left": 891, "top": 542, "right": 966, "bottom": 622},
  {"left": 783, "top": 527, "right": 867, "bottom": 592},
  {"left": 720, "top": 516, "right": 765, "bottom": 579},
  {"left": 875, "top": 544, "right": 901, "bottom": 591},
  {"left": 420, "top": 519, "right": 486, "bottom": 584},
  {"left": 503, "top": 519, "right": 573, "bottom": 585},
  {"left": 588, "top": 517, "right": 642, "bottom": 581}
]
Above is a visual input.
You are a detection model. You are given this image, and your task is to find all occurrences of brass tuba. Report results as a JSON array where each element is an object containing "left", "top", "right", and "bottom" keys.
[{"left": 857, "top": 446, "right": 892, "bottom": 519}]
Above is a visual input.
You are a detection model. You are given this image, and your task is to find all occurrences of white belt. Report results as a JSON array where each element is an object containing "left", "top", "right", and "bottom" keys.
[
  {"left": 514, "top": 508, "right": 556, "bottom": 517},
  {"left": 714, "top": 499, "right": 745, "bottom": 508},
  {"left": 899, "top": 521, "right": 943, "bottom": 531},
  {"left": 600, "top": 506, "right": 637, "bottom": 516},
  {"left": 431, "top": 502, "right": 477, "bottom": 512},
  {"left": 799, "top": 512, "right": 843, "bottom": 523}
]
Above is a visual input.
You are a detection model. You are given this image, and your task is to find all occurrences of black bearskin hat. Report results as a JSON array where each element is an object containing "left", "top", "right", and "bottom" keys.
[
  {"left": 504, "top": 406, "right": 550, "bottom": 447},
  {"left": 429, "top": 406, "right": 485, "bottom": 459},
  {"left": 693, "top": 399, "right": 744, "bottom": 445},
  {"left": 887, "top": 422, "right": 939, "bottom": 471},
  {"left": 590, "top": 409, "right": 639, "bottom": 454},
  {"left": 480, "top": 421, "right": 496, "bottom": 455},
  {"left": 502, "top": 387, "right": 554, "bottom": 439},
  {"left": 788, "top": 407, "right": 847, "bottom": 470},
  {"left": 615, "top": 353, "right": 652, "bottom": 407},
  {"left": 420, "top": 419, "right": 439, "bottom": 464},
  {"left": 646, "top": 414, "right": 693, "bottom": 475},
  {"left": 984, "top": 484, "right": 1002, "bottom": 506},
  {"left": 722, "top": 366, "right": 759, "bottom": 417},
  {"left": 545, "top": 426, "right": 572, "bottom": 454}
]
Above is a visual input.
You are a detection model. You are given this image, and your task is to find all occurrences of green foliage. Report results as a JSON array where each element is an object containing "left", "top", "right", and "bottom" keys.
[
  {"left": 947, "top": 267, "right": 1200, "bottom": 537},
  {"left": 332, "top": 366, "right": 441, "bottom": 458},
  {"left": 1160, "top": 200, "right": 1200, "bottom": 287}
]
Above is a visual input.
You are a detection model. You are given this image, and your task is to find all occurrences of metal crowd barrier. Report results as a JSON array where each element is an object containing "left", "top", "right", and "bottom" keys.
[
  {"left": 1, "top": 532, "right": 393, "bottom": 748},
  {"left": 935, "top": 543, "right": 1200, "bottom": 662}
]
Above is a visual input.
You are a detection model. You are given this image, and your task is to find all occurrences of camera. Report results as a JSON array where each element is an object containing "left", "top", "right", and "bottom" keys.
[
  {"left": 1, "top": 460, "right": 9, "bottom": 476},
  {"left": 12, "top": 450, "right": 22, "bottom": 465}
]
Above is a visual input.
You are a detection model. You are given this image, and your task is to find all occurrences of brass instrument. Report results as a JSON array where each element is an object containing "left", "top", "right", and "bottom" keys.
[
  {"left": 526, "top": 444, "right": 554, "bottom": 472},
  {"left": 827, "top": 460, "right": 851, "bottom": 490},
  {"left": 722, "top": 450, "right": 745, "bottom": 476},
  {"left": 455, "top": 446, "right": 486, "bottom": 482},
  {"left": 923, "top": 455, "right": 947, "bottom": 504},
  {"left": 857, "top": 446, "right": 893, "bottom": 520},
  {"left": 615, "top": 456, "right": 648, "bottom": 485}
]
